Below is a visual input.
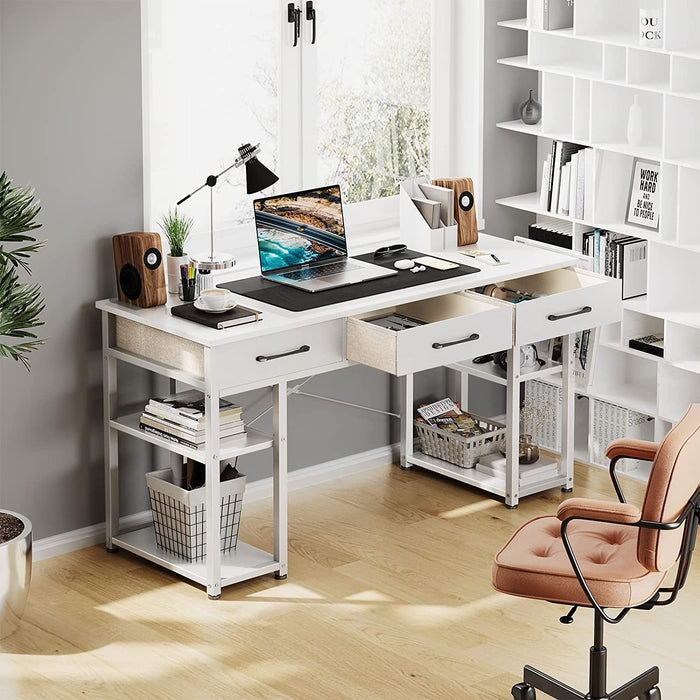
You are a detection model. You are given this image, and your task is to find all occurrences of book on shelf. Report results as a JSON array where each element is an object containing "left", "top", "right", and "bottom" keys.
[
  {"left": 147, "top": 389, "right": 242, "bottom": 429},
  {"left": 543, "top": 0, "right": 574, "bottom": 30},
  {"left": 629, "top": 333, "right": 664, "bottom": 358},
  {"left": 476, "top": 453, "right": 560, "bottom": 485},
  {"left": 139, "top": 423, "right": 201, "bottom": 449},
  {"left": 528, "top": 221, "right": 574, "bottom": 250},
  {"left": 541, "top": 140, "right": 590, "bottom": 218},
  {"left": 582, "top": 230, "right": 647, "bottom": 299},
  {"left": 411, "top": 196, "right": 442, "bottom": 229},
  {"left": 139, "top": 413, "right": 245, "bottom": 443}
]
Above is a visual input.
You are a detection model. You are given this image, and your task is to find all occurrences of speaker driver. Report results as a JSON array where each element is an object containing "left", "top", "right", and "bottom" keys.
[
  {"left": 459, "top": 191, "right": 474, "bottom": 212},
  {"left": 143, "top": 247, "right": 162, "bottom": 270},
  {"left": 119, "top": 263, "right": 142, "bottom": 300}
]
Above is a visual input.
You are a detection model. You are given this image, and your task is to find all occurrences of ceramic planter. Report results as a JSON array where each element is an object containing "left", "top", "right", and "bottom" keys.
[
  {"left": 166, "top": 254, "right": 189, "bottom": 294},
  {"left": 0, "top": 510, "right": 32, "bottom": 639}
]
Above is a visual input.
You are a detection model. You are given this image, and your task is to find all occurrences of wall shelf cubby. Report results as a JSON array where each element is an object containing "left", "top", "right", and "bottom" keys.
[{"left": 488, "top": 1, "right": 700, "bottom": 482}]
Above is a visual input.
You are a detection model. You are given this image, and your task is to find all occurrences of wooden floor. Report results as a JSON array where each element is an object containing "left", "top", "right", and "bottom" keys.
[{"left": 1, "top": 463, "right": 698, "bottom": 699}]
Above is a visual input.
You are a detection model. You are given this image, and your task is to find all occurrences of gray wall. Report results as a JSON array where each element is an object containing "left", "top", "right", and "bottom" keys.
[
  {"left": 0, "top": 0, "right": 447, "bottom": 540},
  {"left": 482, "top": 0, "right": 538, "bottom": 239}
]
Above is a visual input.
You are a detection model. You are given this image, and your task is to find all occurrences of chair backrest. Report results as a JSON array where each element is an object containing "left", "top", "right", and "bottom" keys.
[{"left": 639, "top": 404, "right": 700, "bottom": 572}]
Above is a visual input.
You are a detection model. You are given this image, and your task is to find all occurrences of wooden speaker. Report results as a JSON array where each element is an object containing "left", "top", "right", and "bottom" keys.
[
  {"left": 431, "top": 177, "right": 478, "bottom": 246},
  {"left": 112, "top": 232, "right": 167, "bottom": 308}
]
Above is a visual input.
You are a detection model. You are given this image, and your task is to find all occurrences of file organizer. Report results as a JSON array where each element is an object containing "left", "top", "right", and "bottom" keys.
[{"left": 400, "top": 178, "right": 458, "bottom": 252}]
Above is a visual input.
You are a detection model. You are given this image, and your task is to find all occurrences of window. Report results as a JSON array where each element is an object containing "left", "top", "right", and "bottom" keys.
[{"left": 142, "top": 0, "right": 439, "bottom": 254}]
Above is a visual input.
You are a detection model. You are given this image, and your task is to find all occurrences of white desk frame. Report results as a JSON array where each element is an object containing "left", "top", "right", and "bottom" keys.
[{"left": 98, "top": 234, "right": 612, "bottom": 596}]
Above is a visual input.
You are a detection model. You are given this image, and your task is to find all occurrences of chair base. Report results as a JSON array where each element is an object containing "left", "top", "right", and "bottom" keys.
[{"left": 511, "top": 665, "right": 660, "bottom": 700}]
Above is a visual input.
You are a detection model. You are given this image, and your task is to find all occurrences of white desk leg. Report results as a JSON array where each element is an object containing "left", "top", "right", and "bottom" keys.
[
  {"left": 102, "top": 312, "right": 119, "bottom": 552},
  {"left": 561, "top": 334, "right": 575, "bottom": 493},
  {"left": 505, "top": 346, "right": 520, "bottom": 509},
  {"left": 204, "top": 351, "right": 222, "bottom": 600},
  {"left": 273, "top": 381, "right": 288, "bottom": 579},
  {"left": 399, "top": 373, "right": 414, "bottom": 469}
]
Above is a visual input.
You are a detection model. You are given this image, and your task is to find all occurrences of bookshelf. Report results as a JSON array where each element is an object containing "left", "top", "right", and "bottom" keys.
[{"left": 489, "top": 0, "right": 700, "bottom": 482}]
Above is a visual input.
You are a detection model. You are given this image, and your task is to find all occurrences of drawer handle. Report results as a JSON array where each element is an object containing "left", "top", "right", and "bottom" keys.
[
  {"left": 256, "top": 345, "right": 311, "bottom": 362},
  {"left": 547, "top": 306, "right": 592, "bottom": 322},
  {"left": 432, "top": 333, "right": 480, "bottom": 350}
]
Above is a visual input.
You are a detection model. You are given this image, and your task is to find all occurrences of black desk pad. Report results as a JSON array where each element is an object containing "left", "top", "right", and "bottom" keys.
[{"left": 219, "top": 249, "right": 479, "bottom": 312}]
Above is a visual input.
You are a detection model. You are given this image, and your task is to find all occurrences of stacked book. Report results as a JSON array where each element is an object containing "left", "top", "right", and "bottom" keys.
[
  {"left": 582, "top": 229, "right": 647, "bottom": 299},
  {"left": 476, "top": 452, "right": 560, "bottom": 487},
  {"left": 139, "top": 389, "right": 245, "bottom": 449},
  {"left": 539, "top": 141, "right": 594, "bottom": 220},
  {"left": 528, "top": 0, "right": 574, "bottom": 30},
  {"left": 528, "top": 221, "right": 574, "bottom": 250}
]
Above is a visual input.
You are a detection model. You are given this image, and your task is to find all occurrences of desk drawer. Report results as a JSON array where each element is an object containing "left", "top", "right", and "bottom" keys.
[
  {"left": 216, "top": 319, "right": 345, "bottom": 387},
  {"left": 503, "top": 268, "right": 621, "bottom": 346},
  {"left": 347, "top": 292, "right": 512, "bottom": 376}
]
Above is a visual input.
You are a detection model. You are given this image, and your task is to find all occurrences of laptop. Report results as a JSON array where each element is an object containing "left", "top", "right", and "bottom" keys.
[{"left": 254, "top": 185, "right": 397, "bottom": 292}]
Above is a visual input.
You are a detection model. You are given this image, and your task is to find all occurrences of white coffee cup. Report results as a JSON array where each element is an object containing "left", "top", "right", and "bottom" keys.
[{"left": 198, "top": 288, "right": 235, "bottom": 311}]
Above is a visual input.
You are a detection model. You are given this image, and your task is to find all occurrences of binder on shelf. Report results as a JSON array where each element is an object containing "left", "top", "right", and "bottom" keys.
[{"left": 400, "top": 178, "right": 458, "bottom": 252}]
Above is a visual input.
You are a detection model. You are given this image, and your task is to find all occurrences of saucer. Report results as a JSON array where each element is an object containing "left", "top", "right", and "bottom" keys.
[{"left": 194, "top": 298, "right": 237, "bottom": 314}]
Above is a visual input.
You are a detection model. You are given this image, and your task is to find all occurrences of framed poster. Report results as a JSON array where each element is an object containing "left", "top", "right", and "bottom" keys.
[{"left": 626, "top": 158, "right": 660, "bottom": 230}]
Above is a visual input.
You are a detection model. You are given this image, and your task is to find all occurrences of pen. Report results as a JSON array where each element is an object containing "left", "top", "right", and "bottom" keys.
[{"left": 491, "top": 254, "right": 501, "bottom": 263}]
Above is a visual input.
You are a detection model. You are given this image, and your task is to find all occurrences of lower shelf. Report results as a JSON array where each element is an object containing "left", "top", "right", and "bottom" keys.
[
  {"left": 112, "top": 526, "right": 280, "bottom": 587},
  {"left": 407, "top": 452, "right": 567, "bottom": 498}
]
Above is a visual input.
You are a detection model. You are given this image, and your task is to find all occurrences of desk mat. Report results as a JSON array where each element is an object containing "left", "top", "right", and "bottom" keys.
[{"left": 219, "top": 250, "right": 479, "bottom": 312}]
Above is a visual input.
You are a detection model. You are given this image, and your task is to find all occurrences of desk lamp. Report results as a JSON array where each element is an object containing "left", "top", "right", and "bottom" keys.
[{"left": 176, "top": 143, "right": 279, "bottom": 287}]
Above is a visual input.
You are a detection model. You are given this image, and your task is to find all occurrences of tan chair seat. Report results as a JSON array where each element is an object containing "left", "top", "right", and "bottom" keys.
[{"left": 493, "top": 515, "right": 667, "bottom": 608}]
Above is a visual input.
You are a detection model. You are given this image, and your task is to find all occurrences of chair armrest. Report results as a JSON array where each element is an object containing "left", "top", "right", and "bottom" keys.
[
  {"left": 606, "top": 439, "right": 659, "bottom": 462},
  {"left": 556, "top": 498, "right": 641, "bottom": 524}
]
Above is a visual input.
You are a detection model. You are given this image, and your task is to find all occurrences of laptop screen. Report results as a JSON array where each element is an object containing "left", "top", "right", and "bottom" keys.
[{"left": 254, "top": 185, "right": 347, "bottom": 274}]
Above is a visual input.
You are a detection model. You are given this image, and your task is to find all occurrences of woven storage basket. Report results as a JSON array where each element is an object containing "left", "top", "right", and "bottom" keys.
[
  {"left": 146, "top": 468, "right": 245, "bottom": 561},
  {"left": 414, "top": 414, "right": 506, "bottom": 468}
]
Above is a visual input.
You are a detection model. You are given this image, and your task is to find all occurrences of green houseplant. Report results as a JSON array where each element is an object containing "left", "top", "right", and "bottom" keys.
[
  {"left": 159, "top": 208, "right": 193, "bottom": 294},
  {"left": 0, "top": 171, "right": 46, "bottom": 638}
]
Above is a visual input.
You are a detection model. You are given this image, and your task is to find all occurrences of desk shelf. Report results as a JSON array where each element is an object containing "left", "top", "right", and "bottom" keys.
[
  {"left": 111, "top": 413, "right": 273, "bottom": 461},
  {"left": 113, "top": 527, "right": 281, "bottom": 587},
  {"left": 407, "top": 452, "right": 567, "bottom": 498}
]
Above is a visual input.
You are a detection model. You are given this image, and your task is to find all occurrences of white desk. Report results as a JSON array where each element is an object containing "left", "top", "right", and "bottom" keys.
[{"left": 97, "top": 234, "right": 621, "bottom": 597}]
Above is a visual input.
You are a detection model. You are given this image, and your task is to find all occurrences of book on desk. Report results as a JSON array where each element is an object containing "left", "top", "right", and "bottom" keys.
[{"left": 171, "top": 302, "right": 262, "bottom": 329}]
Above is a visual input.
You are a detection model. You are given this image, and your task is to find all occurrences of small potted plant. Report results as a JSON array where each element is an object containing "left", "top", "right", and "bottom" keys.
[
  {"left": 0, "top": 171, "right": 46, "bottom": 638},
  {"left": 159, "top": 208, "right": 193, "bottom": 294}
]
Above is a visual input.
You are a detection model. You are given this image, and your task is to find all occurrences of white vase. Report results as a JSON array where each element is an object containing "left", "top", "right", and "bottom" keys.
[
  {"left": 166, "top": 254, "right": 189, "bottom": 294},
  {"left": 627, "top": 95, "right": 644, "bottom": 146}
]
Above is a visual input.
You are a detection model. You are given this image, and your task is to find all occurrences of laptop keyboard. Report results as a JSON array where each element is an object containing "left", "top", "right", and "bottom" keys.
[{"left": 282, "top": 262, "right": 357, "bottom": 281}]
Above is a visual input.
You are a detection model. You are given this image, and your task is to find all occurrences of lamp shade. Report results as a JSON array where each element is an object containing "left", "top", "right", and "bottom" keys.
[{"left": 245, "top": 157, "right": 279, "bottom": 194}]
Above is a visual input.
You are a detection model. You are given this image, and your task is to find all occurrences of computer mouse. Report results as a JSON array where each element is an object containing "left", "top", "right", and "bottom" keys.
[{"left": 394, "top": 259, "right": 415, "bottom": 270}]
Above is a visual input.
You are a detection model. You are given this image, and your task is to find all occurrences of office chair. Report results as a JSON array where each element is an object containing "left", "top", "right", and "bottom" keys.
[{"left": 492, "top": 404, "right": 700, "bottom": 700}]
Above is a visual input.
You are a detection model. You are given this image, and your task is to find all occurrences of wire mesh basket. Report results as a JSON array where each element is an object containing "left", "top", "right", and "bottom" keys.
[
  {"left": 146, "top": 468, "right": 245, "bottom": 561},
  {"left": 414, "top": 414, "right": 507, "bottom": 469}
]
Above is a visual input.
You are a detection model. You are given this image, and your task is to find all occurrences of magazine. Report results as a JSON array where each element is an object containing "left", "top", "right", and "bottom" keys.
[{"left": 416, "top": 398, "right": 484, "bottom": 437}]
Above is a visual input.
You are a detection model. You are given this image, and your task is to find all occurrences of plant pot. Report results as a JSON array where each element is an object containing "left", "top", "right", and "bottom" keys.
[
  {"left": 166, "top": 254, "right": 189, "bottom": 295},
  {"left": 0, "top": 510, "right": 32, "bottom": 639}
]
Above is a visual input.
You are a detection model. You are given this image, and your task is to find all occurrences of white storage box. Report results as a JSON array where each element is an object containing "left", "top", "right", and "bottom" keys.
[
  {"left": 146, "top": 468, "right": 246, "bottom": 561},
  {"left": 590, "top": 399, "right": 654, "bottom": 473}
]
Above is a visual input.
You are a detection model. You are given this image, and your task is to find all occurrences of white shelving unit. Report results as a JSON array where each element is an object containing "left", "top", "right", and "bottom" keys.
[{"left": 493, "top": 0, "right": 700, "bottom": 482}]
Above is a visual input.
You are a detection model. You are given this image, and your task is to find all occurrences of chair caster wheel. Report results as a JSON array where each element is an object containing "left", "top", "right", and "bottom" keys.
[
  {"left": 274, "top": 573, "right": 288, "bottom": 580},
  {"left": 106, "top": 545, "right": 119, "bottom": 553},
  {"left": 512, "top": 682, "right": 536, "bottom": 700},
  {"left": 639, "top": 687, "right": 661, "bottom": 700},
  {"left": 561, "top": 487, "right": 573, "bottom": 493},
  {"left": 208, "top": 594, "right": 221, "bottom": 600}
]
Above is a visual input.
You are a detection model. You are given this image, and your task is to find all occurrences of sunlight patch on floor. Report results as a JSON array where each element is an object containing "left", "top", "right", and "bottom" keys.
[
  {"left": 343, "top": 589, "right": 395, "bottom": 603},
  {"left": 439, "top": 500, "right": 502, "bottom": 519},
  {"left": 389, "top": 593, "right": 512, "bottom": 627},
  {"left": 246, "top": 583, "right": 325, "bottom": 600}
]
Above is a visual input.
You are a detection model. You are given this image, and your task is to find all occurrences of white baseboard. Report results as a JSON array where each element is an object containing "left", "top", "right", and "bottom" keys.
[{"left": 33, "top": 444, "right": 399, "bottom": 562}]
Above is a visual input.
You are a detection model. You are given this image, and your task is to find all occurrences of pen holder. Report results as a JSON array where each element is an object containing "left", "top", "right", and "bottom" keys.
[{"left": 178, "top": 280, "right": 197, "bottom": 302}]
